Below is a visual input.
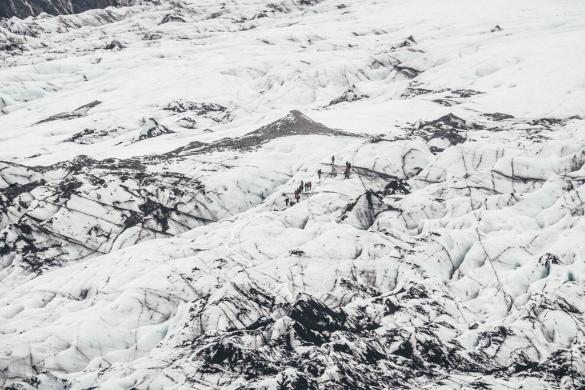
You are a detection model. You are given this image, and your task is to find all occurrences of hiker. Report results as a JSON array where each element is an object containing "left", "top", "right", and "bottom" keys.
[
  {"left": 300, "top": 180, "right": 304, "bottom": 191},
  {"left": 344, "top": 161, "right": 351, "bottom": 179},
  {"left": 317, "top": 169, "right": 322, "bottom": 179},
  {"left": 295, "top": 191, "right": 300, "bottom": 203},
  {"left": 331, "top": 155, "right": 335, "bottom": 165},
  {"left": 285, "top": 197, "right": 290, "bottom": 207}
]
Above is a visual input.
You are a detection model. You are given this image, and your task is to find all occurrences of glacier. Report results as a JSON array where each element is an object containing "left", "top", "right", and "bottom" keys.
[{"left": 1, "top": 0, "right": 585, "bottom": 389}]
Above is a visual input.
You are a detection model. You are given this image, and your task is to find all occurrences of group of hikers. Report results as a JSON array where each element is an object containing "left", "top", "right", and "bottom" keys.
[
  {"left": 318, "top": 155, "right": 352, "bottom": 178},
  {"left": 282, "top": 155, "right": 352, "bottom": 207},
  {"left": 326, "top": 155, "right": 352, "bottom": 179},
  {"left": 284, "top": 179, "right": 313, "bottom": 206}
]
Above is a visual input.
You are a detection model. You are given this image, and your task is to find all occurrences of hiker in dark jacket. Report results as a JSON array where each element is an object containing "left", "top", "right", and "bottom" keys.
[
  {"left": 344, "top": 161, "right": 351, "bottom": 179},
  {"left": 317, "top": 169, "right": 322, "bottom": 179}
]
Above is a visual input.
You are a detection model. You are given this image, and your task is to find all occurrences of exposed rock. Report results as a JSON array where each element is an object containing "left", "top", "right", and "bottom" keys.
[
  {"left": 169, "top": 110, "right": 358, "bottom": 155},
  {"left": 0, "top": 0, "right": 126, "bottom": 19},
  {"left": 412, "top": 113, "right": 483, "bottom": 153},
  {"left": 159, "top": 14, "right": 186, "bottom": 24},
  {"left": 36, "top": 100, "right": 102, "bottom": 124},
  {"left": 328, "top": 86, "right": 369, "bottom": 106},
  {"left": 104, "top": 39, "right": 125, "bottom": 50},
  {"left": 136, "top": 117, "right": 174, "bottom": 140}
]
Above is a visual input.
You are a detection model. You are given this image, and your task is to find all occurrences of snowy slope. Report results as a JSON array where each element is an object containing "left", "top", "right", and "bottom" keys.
[{"left": 1, "top": 0, "right": 585, "bottom": 389}]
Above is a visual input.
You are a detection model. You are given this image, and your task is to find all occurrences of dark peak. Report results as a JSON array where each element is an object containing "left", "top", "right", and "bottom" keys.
[
  {"left": 283, "top": 109, "right": 313, "bottom": 125},
  {"left": 287, "top": 109, "right": 307, "bottom": 120},
  {"left": 167, "top": 110, "right": 357, "bottom": 156},
  {"left": 252, "top": 110, "right": 333, "bottom": 136},
  {"left": 419, "top": 113, "right": 469, "bottom": 130}
]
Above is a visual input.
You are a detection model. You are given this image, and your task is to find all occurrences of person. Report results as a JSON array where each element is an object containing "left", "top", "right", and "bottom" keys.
[
  {"left": 344, "top": 161, "right": 351, "bottom": 179},
  {"left": 285, "top": 197, "right": 289, "bottom": 207},
  {"left": 331, "top": 155, "right": 335, "bottom": 165},
  {"left": 317, "top": 169, "right": 322, "bottom": 179}
]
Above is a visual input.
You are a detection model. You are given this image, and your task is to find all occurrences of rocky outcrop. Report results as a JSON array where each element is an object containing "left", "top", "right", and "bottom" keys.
[{"left": 0, "top": 0, "right": 125, "bottom": 19}]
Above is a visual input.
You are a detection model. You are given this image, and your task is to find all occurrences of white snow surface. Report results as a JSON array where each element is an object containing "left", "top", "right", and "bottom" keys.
[{"left": 1, "top": 0, "right": 585, "bottom": 389}]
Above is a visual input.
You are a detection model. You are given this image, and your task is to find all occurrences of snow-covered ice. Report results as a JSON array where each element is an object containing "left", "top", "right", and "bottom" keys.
[{"left": 1, "top": 0, "right": 585, "bottom": 389}]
